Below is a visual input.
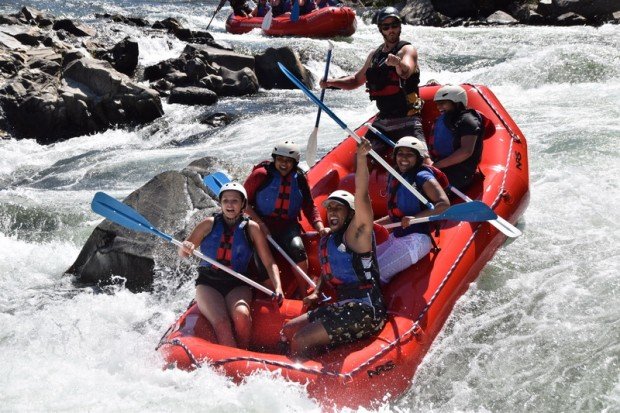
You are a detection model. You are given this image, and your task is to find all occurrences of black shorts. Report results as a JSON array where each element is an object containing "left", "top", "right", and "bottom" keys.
[
  {"left": 365, "top": 115, "right": 425, "bottom": 154},
  {"left": 308, "top": 300, "right": 387, "bottom": 346},
  {"left": 195, "top": 266, "right": 250, "bottom": 297}
]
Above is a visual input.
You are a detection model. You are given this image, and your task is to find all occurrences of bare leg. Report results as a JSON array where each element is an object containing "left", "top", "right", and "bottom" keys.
[
  {"left": 195, "top": 285, "right": 236, "bottom": 347},
  {"left": 289, "top": 321, "right": 330, "bottom": 357},
  {"left": 225, "top": 285, "right": 253, "bottom": 350},
  {"left": 281, "top": 313, "right": 310, "bottom": 342}
]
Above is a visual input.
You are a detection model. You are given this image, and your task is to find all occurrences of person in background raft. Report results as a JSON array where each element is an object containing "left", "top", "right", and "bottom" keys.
[
  {"left": 429, "top": 85, "right": 484, "bottom": 191},
  {"left": 319, "top": 6, "right": 424, "bottom": 152},
  {"left": 178, "top": 182, "right": 283, "bottom": 349},
  {"left": 374, "top": 137, "right": 450, "bottom": 284},
  {"left": 316, "top": 0, "right": 340, "bottom": 8},
  {"left": 244, "top": 141, "right": 329, "bottom": 297},
  {"left": 229, "top": 0, "right": 254, "bottom": 17},
  {"left": 281, "top": 138, "right": 387, "bottom": 357},
  {"left": 270, "top": 0, "right": 317, "bottom": 17},
  {"left": 251, "top": 0, "right": 271, "bottom": 17}
]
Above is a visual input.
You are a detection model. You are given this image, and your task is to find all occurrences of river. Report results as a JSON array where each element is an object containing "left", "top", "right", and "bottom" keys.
[{"left": 0, "top": 1, "right": 618, "bottom": 411}]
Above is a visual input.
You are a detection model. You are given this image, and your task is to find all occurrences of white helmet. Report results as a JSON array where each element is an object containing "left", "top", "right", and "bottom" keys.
[
  {"left": 272, "top": 140, "right": 301, "bottom": 163},
  {"left": 218, "top": 182, "right": 247, "bottom": 202},
  {"left": 434, "top": 84, "right": 468, "bottom": 106},
  {"left": 322, "top": 190, "right": 355, "bottom": 211},
  {"left": 394, "top": 136, "right": 429, "bottom": 159}
]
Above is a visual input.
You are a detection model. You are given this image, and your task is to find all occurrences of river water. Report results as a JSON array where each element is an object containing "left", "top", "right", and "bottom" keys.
[{"left": 0, "top": 1, "right": 618, "bottom": 411}]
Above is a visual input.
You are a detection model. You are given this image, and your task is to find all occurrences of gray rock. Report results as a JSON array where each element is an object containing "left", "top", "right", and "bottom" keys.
[
  {"left": 401, "top": 0, "right": 442, "bottom": 26},
  {"left": 183, "top": 43, "right": 254, "bottom": 72},
  {"left": 486, "top": 10, "right": 519, "bottom": 24},
  {"left": 219, "top": 66, "right": 259, "bottom": 96},
  {"left": 169, "top": 86, "right": 218, "bottom": 105},
  {"left": 555, "top": 11, "right": 588, "bottom": 24},
  {"left": 552, "top": 0, "right": 620, "bottom": 19},
  {"left": 254, "top": 46, "right": 312, "bottom": 90},
  {"left": 67, "top": 163, "right": 219, "bottom": 291},
  {"left": 52, "top": 19, "right": 96, "bottom": 37}
]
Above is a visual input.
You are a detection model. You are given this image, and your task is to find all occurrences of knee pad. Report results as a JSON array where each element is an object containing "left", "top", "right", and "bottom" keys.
[{"left": 287, "top": 236, "right": 307, "bottom": 263}]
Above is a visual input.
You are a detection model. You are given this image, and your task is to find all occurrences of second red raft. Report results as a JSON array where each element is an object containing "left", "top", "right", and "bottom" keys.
[{"left": 225, "top": 6, "right": 356, "bottom": 37}]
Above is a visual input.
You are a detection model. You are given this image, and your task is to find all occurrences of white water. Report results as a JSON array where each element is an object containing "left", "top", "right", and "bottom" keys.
[{"left": 0, "top": 2, "right": 619, "bottom": 411}]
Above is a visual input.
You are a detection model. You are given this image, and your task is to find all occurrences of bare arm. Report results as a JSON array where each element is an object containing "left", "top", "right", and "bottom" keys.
[
  {"left": 433, "top": 135, "right": 477, "bottom": 169},
  {"left": 345, "top": 138, "right": 374, "bottom": 253},
  {"left": 402, "top": 179, "right": 450, "bottom": 227},
  {"left": 319, "top": 51, "right": 372, "bottom": 90},
  {"left": 384, "top": 44, "right": 418, "bottom": 80},
  {"left": 178, "top": 217, "right": 214, "bottom": 257},
  {"left": 249, "top": 221, "right": 283, "bottom": 296}
]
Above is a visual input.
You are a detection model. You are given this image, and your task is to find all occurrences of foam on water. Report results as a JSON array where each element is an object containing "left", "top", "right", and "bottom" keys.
[{"left": 0, "top": 1, "right": 619, "bottom": 410}]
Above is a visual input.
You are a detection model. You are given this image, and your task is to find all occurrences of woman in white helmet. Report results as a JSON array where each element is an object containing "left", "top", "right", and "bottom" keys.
[
  {"left": 281, "top": 137, "right": 386, "bottom": 357},
  {"left": 243, "top": 140, "right": 329, "bottom": 297},
  {"left": 178, "top": 182, "right": 283, "bottom": 349},
  {"left": 374, "top": 136, "right": 450, "bottom": 284},
  {"left": 430, "top": 84, "right": 484, "bottom": 190}
]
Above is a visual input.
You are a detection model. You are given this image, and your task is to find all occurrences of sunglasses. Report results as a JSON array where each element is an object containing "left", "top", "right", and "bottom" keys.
[{"left": 380, "top": 21, "right": 401, "bottom": 31}]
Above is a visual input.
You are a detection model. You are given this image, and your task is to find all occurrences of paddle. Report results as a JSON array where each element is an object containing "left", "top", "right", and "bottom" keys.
[
  {"left": 383, "top": 201, "right": 497, "bottom": 229},
  {"left": 206, "top": 0, "right": 227, "bottom": 31},
  {"left": 364, "top": 122, "right": 522, "bottom": 238},
  {"left": 277, "top": 61, "right": 435, "bottom": 210},
  {"left": 202, "top": 172, "right": 328, "bottom": 299},
  {"left": 306, "top": 41, "right": 334, "bottom": 167},
  {"left": 291, "top": 0, "right": 300, "bottom": 22},
  {"left": 261, "top": 8, "right": 273, "bottom": 30},
  {"left": 90, "top": 191, "right": 276, "bottom": 297}
]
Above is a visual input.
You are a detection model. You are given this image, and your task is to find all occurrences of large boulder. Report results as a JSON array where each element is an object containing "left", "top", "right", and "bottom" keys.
[
  {"left": 254, "top": 46, "right": 313, "bottom": 90},
  {"left": 552, "top": 0, "right": 619, "bottom": 20},
  {"left": 67, "top": 158, "right": 220, "bottom": 291},
  {"left": 401, "top": 0, "right": 443, "bottom": 26},
  {"left": 219, "top": 66, "right": 259, "bottom": 96}
]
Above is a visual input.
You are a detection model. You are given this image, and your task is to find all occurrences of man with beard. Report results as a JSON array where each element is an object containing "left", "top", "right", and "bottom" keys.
[{"left": 319, "top": 7, "right": 424, "bottom": 153}]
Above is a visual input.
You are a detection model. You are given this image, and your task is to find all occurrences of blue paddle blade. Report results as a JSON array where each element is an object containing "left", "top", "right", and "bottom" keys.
[
  {"left": 203, "top": 172, "right": 232, "bottom": 196},
  {"left": 291, "top": 0, "right": 300, "bottom": 21},
  {"left": 430, "top": 201, "right": 497, "bottom": 223},
  {"left": 91, "top": 192, "right": 172, "bottom": 242}
]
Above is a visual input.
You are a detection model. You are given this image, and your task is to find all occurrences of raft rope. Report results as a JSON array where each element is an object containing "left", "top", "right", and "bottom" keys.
[{"left": 159, "top": 85, "right": 520, "bottom": 380}]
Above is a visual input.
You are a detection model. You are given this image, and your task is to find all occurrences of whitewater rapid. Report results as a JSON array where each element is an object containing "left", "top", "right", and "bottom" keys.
[{"left": 0, "top": 1, "right": 618, "bottom": 411}]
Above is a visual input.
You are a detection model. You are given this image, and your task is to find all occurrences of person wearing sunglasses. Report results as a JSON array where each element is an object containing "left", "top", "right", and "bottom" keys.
[{"left": 319, "top": 6, "right": 424, "bottom": 154}]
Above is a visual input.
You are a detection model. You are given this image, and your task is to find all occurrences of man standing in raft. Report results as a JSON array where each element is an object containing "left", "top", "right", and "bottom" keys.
[
  {"left": 178, "top": 182, "right": 283, "bottom": 349},
  {"left": 281, "top": 138, "right": 387, "bottom": 357},
  {"left": 319, "top": 6, "right": 424, "bottom": 150}
]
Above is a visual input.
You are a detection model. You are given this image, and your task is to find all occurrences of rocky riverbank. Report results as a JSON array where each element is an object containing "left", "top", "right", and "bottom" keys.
[{"left": 0, "top": 6, "right": 312, "bottom": 143}]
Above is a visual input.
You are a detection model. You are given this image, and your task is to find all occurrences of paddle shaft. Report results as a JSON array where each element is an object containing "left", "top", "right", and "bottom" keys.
[
  {"left": 314, "top": 47, "right": 333, "bottom": 128},
  {"left": 206, "top": 0, "right": 226, "bottom": 30},
  {"left": 277, "top": 62, "right": 433, "bottom": 210}
]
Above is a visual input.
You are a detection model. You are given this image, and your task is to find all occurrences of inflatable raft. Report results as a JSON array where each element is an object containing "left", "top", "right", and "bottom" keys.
[
  {"left": 225, "top": 6, "right": 356, "bottom": 37},
  {"left": 157, "top": 83, "right": 529, "bottom": 408}
]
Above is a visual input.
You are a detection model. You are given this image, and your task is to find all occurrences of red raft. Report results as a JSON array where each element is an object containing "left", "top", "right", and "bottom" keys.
[
  {"left": 158, "top": 83, "right": 529, "bottom": 408},
  {"left": 225, "top": 6, "right": 356, "bottom": 37}
]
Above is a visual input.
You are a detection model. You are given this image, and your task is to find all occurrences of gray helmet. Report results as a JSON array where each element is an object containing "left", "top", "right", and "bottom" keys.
[
  {"left": 272, "top": 140, "right": 301, "bottom": 163},
  {"left": 218, "top": 182, "right": 247, "bottom": 203},
  {"left": 393, "top": 136, "right": 429, "bottom": 159},
  {"left": 322, "top": 190, "right": 355, "bottom": 211},
  {"left": 434, "top": 84, "right": 468, "bottom": 106},
  {"left": 374, "top": 6, "right": 401, "bottom": 25}
]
